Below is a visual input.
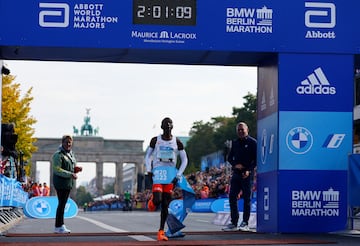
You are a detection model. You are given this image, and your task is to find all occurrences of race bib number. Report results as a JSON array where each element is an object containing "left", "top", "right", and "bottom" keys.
[
  {"left": 157, "top": 146, "right": 175, "bottom": 162},
  {"left": 152, "top": 166, "right": 177, "bottom": 184}
]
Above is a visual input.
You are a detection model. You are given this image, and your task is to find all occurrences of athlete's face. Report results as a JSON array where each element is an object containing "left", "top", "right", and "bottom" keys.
[{"left": 161, "top": 118, "right": 173, "bottom": 132}]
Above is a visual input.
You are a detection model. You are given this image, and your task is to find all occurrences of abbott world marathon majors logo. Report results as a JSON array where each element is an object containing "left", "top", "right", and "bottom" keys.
[
  {"left": 286, "top": 127, "right": 313, "bottom": 154},
  {"left": 292, "top": 188, "right": 340, "bottom": 216},
  {"left": 296, "top": 67, "right": 336, "bottom": 95},
  {"left": 39, "top": 2, "right": 119, "bottom": 29}
]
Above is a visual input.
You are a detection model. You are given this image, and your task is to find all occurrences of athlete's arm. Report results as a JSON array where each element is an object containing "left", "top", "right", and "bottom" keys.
[
  {"left": 176, "top": 138, "right": 188, "bottom": 177},
  {"left": 145, "top": 137, "right": 157, "bottom": 173},
  {"left": 177, "top": 149, "right": 188, "bottom": 177}
]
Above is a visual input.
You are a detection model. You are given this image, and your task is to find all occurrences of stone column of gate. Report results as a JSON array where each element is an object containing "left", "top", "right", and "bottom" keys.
[
  {"left": 49, "top": 161, "right": 55, "bottom": 196},
  {"left": 114, "top": 162, "right": 123, "bottom": 196},
  {"left": 134, "top": 157, "right": 145, "bottom": 193},
  {"left": 31, "top": 161, "right": 37, "bottom": 183},
  {"left": 96, "top": 161, "right": 104, "bottom": 196}
]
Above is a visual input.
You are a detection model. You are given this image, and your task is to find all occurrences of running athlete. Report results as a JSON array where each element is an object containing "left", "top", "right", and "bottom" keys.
[{"left": 144, "top": 117, "right": 188, "bottom": 241}]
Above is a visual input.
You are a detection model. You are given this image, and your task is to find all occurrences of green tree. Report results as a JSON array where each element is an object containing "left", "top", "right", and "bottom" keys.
[
  {"left": 185, "top": 92, "right": 257, "bottom": 172},
  {"left": 211, "top": 116, "right": 237, "bottom": 150},
  {"left": 2, "top": 74, "right": 37, "bottom": 176},
  {"left": 75, "top": 185, "right": 93, "bottom": 207},
  {"left": 104, "top": 182, "right": 115, "bottom": 194},
  {"left": 232, "top": 92, "right": 257, "bottom": 138},
  {"left": 185, "top": 121, "right": 216, "bottom": 172}
]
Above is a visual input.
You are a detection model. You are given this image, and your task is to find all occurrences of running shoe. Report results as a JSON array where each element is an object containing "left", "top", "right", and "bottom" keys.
[{"left": 157, "top": 229, "right": 168, "bottom": 241}]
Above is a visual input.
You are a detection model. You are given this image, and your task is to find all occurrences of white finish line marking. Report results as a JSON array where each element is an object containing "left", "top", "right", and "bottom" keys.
[{"left": 77, "top": 216, "right": 155, "bottom": 241}]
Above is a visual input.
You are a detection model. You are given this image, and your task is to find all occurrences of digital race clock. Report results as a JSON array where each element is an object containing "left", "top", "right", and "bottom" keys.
[{"left": 133, "top": 0, "right": 196, "bottom": 26}]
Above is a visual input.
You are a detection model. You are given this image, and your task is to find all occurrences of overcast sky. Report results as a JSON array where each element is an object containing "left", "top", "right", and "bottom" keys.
[{"left": 4, "top": 60, "right": 257, "bottom": 186}]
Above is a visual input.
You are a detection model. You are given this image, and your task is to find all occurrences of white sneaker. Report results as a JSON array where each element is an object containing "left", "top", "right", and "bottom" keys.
[
  {"left": 54, "top": 225, "right": 71, "bottom": 234},
  {"left": 238, "top": 221, "right": 250, "bottom": 231}
]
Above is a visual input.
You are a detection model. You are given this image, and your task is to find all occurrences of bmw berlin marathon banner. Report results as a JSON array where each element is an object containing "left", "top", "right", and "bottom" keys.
[{"left": 1, "top": 0, "right": 360, "bottom": 234}]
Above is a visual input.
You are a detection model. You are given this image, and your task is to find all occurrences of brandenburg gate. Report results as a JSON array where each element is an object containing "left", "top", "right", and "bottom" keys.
[{"left": 30, "top": 110, "right": 145, "bottom": 196}]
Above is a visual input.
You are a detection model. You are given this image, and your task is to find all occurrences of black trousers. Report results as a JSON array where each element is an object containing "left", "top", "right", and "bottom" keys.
[
  {"left": 229, "top": 172, "right": 252, "bottom": 226},
  {"left": 55, "top": 189, "right": 71, "bottom": 227}
]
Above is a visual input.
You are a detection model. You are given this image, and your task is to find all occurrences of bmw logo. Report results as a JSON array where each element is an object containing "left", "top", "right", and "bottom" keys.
[
  {"left": 286, "top": 127, "right": 313, "bottom": 154},
  {"left": 32, "top": 199, "right": 51, "bottom": 217}
]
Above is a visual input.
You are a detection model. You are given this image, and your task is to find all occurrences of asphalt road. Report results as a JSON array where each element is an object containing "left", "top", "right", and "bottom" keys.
[{"left": 1, "top": 210, "right": 359, "bottom": 245}]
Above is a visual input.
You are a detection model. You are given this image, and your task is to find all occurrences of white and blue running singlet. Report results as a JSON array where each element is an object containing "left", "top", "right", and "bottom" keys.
[{"left": 152, "top": 135, "right": 178, "bottom": 169}]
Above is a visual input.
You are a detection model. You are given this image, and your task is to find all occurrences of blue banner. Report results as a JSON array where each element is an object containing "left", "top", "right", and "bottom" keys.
[
  {"left": 279, "top": 54, "right": 353, "bottom": 112},
  {"left": 277, "top": 170, "right": 347, "bottom": 233},
  {"left": 258, "top": 62, "right": 278, "bottom": 120},
  {"left": 24, "top": 196, "right": 78, "bottom": 219},
  {"left": 257, "top": 113, "right": 278, "bottom": 174},
  {"left": 210, "top": 198, "right": 256, "bottom": 213},
  {"left": 0, "top": 1, "right": 358, "bottom": 54},
  {"left": 279, "top": 111, "right": 352, "bottom": 171},
  {"left": 257, "top": 171, "right": 279, "bottom": 233},
  {"left": 0, "top": 174, "right": 28, "bottom": 207},
  {"left": 257, "top": 170, "right": 347, "bottom": 233},
  {"left": 191, "top": 198, "right": 215, "bottom": 213}
]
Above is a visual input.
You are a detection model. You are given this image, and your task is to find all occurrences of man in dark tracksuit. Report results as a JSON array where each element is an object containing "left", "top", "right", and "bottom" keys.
[{"left": 222, "top": 122, "right": 257, "bottom": 231}]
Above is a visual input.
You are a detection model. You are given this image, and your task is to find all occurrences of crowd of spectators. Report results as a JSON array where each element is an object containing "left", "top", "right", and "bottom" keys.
[
  {"left": 18, "top": 164, "right": 257, "bottom": 212},
  {"left": 84, "top": 165, "right": 257, "bottom": 211},
  {"left": 22, "top": 180, "right": 51, "bottom": 198},
  {"left": 187, "top": 166, "right": 231, "bottom": 199}
]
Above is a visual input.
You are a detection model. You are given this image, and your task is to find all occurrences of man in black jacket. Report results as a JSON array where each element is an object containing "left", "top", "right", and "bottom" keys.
[{"left": 222, "top": 122, "right": 257, "bottom": 231}]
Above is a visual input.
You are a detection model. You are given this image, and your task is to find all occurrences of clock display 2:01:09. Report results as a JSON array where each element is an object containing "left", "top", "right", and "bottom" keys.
[{"left": 133, "top": 0, "right": 196, "bottom": 26}]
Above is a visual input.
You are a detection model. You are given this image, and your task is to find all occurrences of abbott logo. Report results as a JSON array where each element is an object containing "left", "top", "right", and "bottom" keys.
[
  {"left": 305, "top": 2, "right": 335, "bottom": 28},
  {"left": 296, "top": 67, "right": 336, "bottom": 95},
  {"left": 39, "top": 3, "right": 69, "bottom": 28}
]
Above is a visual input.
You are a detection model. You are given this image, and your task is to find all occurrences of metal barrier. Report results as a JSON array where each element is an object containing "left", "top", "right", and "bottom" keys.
[{"left": 0, "top": 207, "right": 24, "bottom": 234}]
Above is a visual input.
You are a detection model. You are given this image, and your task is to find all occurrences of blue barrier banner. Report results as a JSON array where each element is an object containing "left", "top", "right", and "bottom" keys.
[
  {"left": 349, "top": 155, "right": 360, "bottom": 206},
  {"left": 0, "top": 174, "right": 28, "bottom": 207},
  {"left": 24, "top": 196, "right": 78, "bottom": 219},
  {"left": 191, "top": 198, "right": 215, "bottom": 213},
  {"left": 210, "top": 198, "right": 256, "bottom": 213}
]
